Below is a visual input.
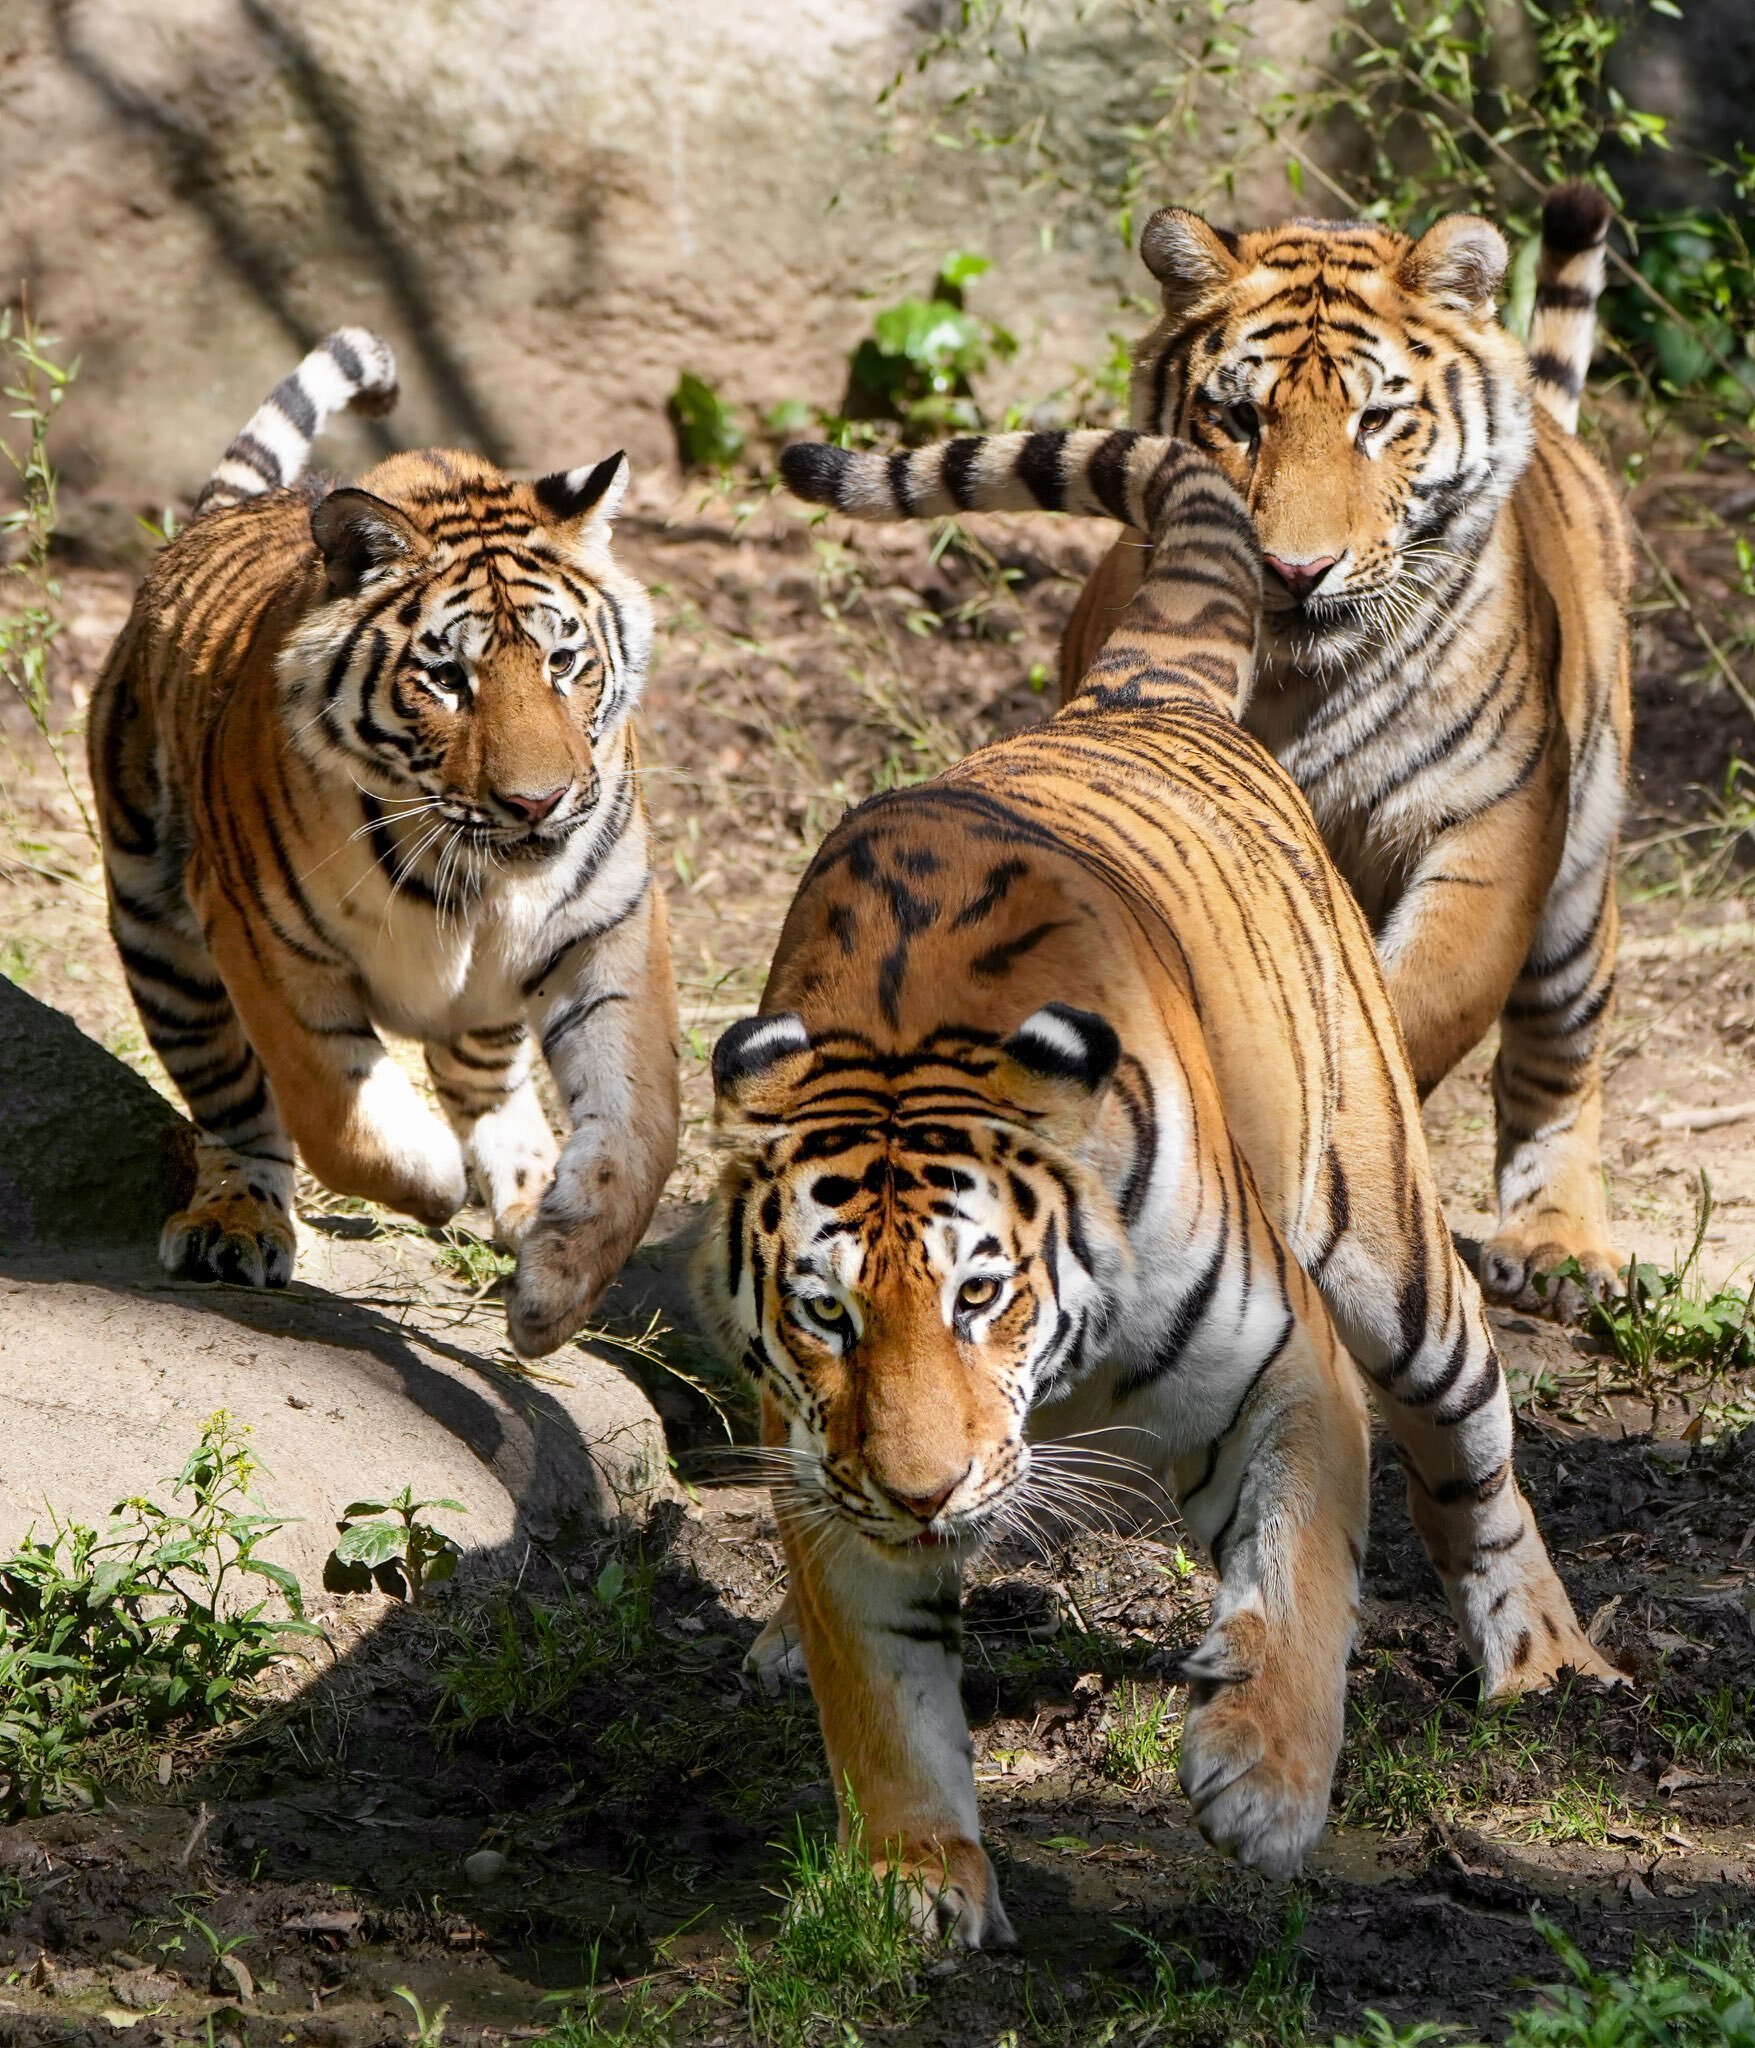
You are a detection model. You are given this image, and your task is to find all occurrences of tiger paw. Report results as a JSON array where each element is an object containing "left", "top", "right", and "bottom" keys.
[
  {"left": 504, "top": 1214, "right": 611, "bottom": 1357},
  {"left": 746, "top": 1598, "right": 810, "bottom": 1695},
  {"left": 1176, "top": 1611, "right": 1341, "bottom": 1878},
  {"left": 1479, "top": 1222, "right": 1621, "bottom": 1321},
  {"left": 161, "top": 1199, "right": 296, "bottom": 1289},
  {"left": 873, "top": 1836, "right": 1015, "bottom": 1950},
  {"left": 1471, "top": 1584, "right": 1625, "bottom": 1698}
]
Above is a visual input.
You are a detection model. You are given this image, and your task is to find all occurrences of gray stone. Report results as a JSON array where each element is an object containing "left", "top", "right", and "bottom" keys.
[{"left": 0, "top": 970, "right": 194, "bottom": 1251}]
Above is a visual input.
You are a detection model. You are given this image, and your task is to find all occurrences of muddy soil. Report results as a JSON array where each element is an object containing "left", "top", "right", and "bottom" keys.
[{"left": 1, "top": 437, "right": 1753, "bottom": 2044}]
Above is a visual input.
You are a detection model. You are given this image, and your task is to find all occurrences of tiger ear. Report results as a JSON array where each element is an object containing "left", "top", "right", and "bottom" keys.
[
  {"left": 1399, "top": 214, "right": 1507, "bottom": 322},
  {"left": 993, "top": 1004, "right": 1121, "bottom": 1148},
  {"left": 1140, "top": 208, "right": 1241, "bottom": 311},
  {"left": 534, "top": 452, "right": 630, "bottom": 539},
  {"left": 311, "top": 489, "right": 429, "bottom": 595},
  {"left": 711, "top": 1013, "right": 814, "bottom": 1138}
]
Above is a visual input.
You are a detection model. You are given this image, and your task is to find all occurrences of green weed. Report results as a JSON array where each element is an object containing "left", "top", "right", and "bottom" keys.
[
  {"left": 1101, "top": 1680, "right": 1180, "bottom": 1787},
  {"left": 730, "top": 1811, "right": 930, "bottom": 2045},
  {"left": 1659, "top": 1682, "right": 1755, "bottom": 1772},
  {"left": 0, "top": 1413, "right": 317, "bottom": 1816},
  {"left": 1101, "top": 1900, "right": 1314, "bottom": 2048},
  {"left": 670, "top": 372, "right": 748, "bottom": 473},
  {"left": 1505, "top": 1918, "right": 1755, "bottom": 2048},
  {"left": 393, "top": 1985, "right": 451, "bottom": 2047},
  {"left": 1540, "top": 1175, "right": 1755, "bottom": 1381},
  {"left": 0, "top": 304, "right": 94, "bottom": 845},
  {"left": 433, "top": 1558, "right": 653, "bottom": 1737},
  {"left": 431, "top": 1225, "right": 514, "bottom": 1296},
  {"left": 327, "top": 1487, "right": 465, "bottom": 1606},
  {"left": 845, "top": 251, "right": 1018, "bottom": 438}
]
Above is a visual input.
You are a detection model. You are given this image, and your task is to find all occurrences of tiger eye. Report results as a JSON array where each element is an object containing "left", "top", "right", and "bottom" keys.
[{"left": 957, "top": 1276, "right": 1001, "bottom": 1313}]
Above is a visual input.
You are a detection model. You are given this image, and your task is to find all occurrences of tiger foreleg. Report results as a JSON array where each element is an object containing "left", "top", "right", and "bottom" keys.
[
  {"left": 769, "top": 1416, "right": 1011, "bottom": 1947},
  {"left": 194, "top": 892, "right": 467, "bottom": 1227},
  {"left": 1167, "top": 1288, "right": 1367, "bottom": 1876},
  {"left": 425, "top": 1026, "right": 559, "bottom": 1245},
  {"left": 506, "top": 880, "right": 679, "bottom": 1357},
  {"left": 1483, "top": 879, "right": 1620, "bottom": 1316},
  {"left": 1058, "top": 530, "right": 1148, "bottom": 702}
]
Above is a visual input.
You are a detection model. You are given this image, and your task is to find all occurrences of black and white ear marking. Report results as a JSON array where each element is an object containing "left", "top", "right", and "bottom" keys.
[
  {"left": 310, "top": 488, "right": 425, "bottom": 595},
  {"left": 1003, "top": 1004, "right": 1121, "bottom": 1093},
  {"left": 534, "top": 452, "right": 630, "bottom": 527},
  {"left": 1139, "top": 208, "right": 1241, "bottom": 298},
  {"left": 712, "top": 1012, "right": 811, "bottom": 1094}
]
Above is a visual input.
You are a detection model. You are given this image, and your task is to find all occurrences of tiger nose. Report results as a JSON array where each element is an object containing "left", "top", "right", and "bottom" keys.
[
  {"left": 876, "top": 1465, "right": 971, "bottom": 1523},
  {"left": 1262, "top": 553, "right": 1338, "bottom": 600},
  {"left": 495, "top": 785, "right": 567, "bottom": 821}
]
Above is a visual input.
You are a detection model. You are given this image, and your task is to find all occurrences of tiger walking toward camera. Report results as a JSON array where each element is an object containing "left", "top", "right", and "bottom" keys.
[
  {"left": 89, "top": 329, "right": 677, "bottom": 1356},
  {"left": 696, "top": 427, "right": 1617, "bottom": 1947},
  {"left": 1062, "top": 185, "right": 1632, "bottom": 1317}
]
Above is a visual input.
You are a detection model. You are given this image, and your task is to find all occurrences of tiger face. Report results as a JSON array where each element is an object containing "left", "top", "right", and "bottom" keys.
[
  {"left": 280, "top": 447, "right": 652, "bottom": 857},
  {"left": 1131, "top": 210, "right": 1532, "bottom": 667},
  {"left": 701, "top": 1008, "right": 1131, "bottom": 1552}
]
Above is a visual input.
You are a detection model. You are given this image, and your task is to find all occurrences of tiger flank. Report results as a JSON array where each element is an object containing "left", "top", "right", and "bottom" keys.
[
  {"left": 696, "top": 428, "right": 1616, "bottom": 1948},
  {"left": 88, "top": 331, "right": 678, "bottom": 1357},
  {"left": 1062, "top": 185, "right": 1632, "bottom": 1318}
]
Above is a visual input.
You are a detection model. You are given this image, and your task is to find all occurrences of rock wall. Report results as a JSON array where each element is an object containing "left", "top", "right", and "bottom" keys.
[{"left": 1, "top": 0, "right": 1336, "bottom": 508}]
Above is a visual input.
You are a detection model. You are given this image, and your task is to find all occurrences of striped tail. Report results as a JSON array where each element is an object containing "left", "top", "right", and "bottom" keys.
[
  {"left": 194, "top": 328, "right": 399, "bottom": 517},
  {"left": 1526, "top": 183, "right": 1611, "bottom": 433},
  {"left": 782, "top": 428, "right": 1260, "bottom": 714}
]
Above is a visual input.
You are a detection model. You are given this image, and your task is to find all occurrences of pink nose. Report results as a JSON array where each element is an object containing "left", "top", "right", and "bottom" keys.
[
  {"left": 497, "top": 785, "right": 566, "bottom": 822},
  {"left": 876, "top": 1467, "right": 970, "bottom": 1523},
  {"left": 1263, "top": 553, "right": 1339, "bottom": 601}
]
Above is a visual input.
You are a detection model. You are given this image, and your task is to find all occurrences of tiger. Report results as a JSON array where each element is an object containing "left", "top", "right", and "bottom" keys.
[
  {"left": 696, "top": 425, "right": 1617, "bottom": 1948},
  {"left": 1060, "top": 184, "right": 1631, "bottom": 1319},
  {"left": 87, "top": 329, "right": 678, "bottom": 1357}
]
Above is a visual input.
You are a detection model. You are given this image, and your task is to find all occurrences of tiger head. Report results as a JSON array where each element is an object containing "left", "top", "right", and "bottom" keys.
[
  {"left": 699, "top": 1006, "right": 1133, "bottom": 1551},
  {"left": 279, "top": 448, "right": 653, "bottom": 854},
  {"left": 1130, "top": 209, "right": 1532, "bottom": 664}
]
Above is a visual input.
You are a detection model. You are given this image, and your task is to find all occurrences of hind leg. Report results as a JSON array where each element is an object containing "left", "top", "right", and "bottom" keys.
[
  {"left": 1483, "top": 873, "right": 1620, "bottom": 1316},
  {"left": 103, "top": 849, "right": 297, "bottom": 1286},
  {"left": 426, "top": 1024, "right": 559, "bottom": 1245}
]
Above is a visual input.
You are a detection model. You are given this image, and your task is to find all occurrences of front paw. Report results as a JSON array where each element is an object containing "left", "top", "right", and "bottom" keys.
[
  {"left": 873, "top": 1836, "right": 1014, "bottom": 1950},
  {"left": 504, "top": 1211, "right": 615, "bottom": 1357},
  {"left": 1176, "top": 1612, "right": 1339, "bottom": 1878}
]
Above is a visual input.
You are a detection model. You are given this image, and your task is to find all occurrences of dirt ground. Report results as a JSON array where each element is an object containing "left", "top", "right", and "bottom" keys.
[{"left": 1, "top": 427, "right": 1753, "bottom": 2045}]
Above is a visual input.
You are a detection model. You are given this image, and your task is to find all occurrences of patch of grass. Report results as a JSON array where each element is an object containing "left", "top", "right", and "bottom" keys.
[
  {"left": 730, "top": 1812, "right": 930, "bottom": 2046},
  {"left": 1659, "top": 1682, "right": 1755, "bottom": 1772},
  {"left": 1541, "top": 1175, "right": 1755, "bottom": 1383},
  {"left": 1504, "top": 1918, "right": 1755, "bottom": 2048},
  {"left": 1100, "top": 1681, "right": 1180, "bottom": 1788},
  {"left": 0, "top": 1413, "right": 317, "bottom": 1816},
  {"left": 431, "top": 1225, "right": 515, "bottom": 1295},
  {"left": 1103, "top": 1900, "right": 1314, "bottom": 2048},
  {"left": 433, "top": 1558, "right": 654, "bottom": 1739}
]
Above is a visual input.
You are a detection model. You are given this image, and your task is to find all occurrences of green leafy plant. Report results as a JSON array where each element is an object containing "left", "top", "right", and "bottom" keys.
[
  {"left": 669, "top": 370, "right": 749, "bottom": 472},
  {"left": 1100, "top": 1679, "right": 1180, "bottom": 1786},
  {"left": 1504, "top": 1918, "right": 1755, "bottom": 2048},
  {"left": 326, "top": 1488, "right": 465, "bottom": 1606},
  {"left": 393, "top": 1985, "right": 451, "bottom": 2048},
  {"left": 0, "top": 1413, "right": 316, "bottom": 1816},
  {"left": 846, "top": 251, "right": 1017, "bottom": 438},
  {"left": 0, "top": 303, "right": 93, "bottom": 844},
  {"left": 1540, "top": 1175, "right": 1755, "bottom": 1381}
]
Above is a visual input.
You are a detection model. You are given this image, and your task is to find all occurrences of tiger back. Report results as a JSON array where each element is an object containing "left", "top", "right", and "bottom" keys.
[
  {"left": 1062, "top": 186, "right": 1632, "bottom": 1318},
  {"left": 697, "top": 429, "right": 1615, "bottom": 1946},
  {"left": 88, "top": 331, "right": 677, "bottom": 1356}
]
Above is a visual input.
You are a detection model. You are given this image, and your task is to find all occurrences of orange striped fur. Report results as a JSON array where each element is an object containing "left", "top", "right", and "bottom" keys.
[
  {"left": 1063, "top": 188, "right": 1631, "bottom": 1316},
  {"left": 696, "top": 431, "right": 1616, "bottom": 1946},
  {"left": 89, "top": 332, "right": 677, "bottom": 1356}
]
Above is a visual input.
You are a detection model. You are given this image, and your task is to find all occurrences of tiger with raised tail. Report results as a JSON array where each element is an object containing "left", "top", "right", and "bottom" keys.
[
  {"left": 89, "top": 330, "right": 677, "bottom": 1356},
  {"left": 697, "top": 427, "right": 1615, "bottom": 1947},
  {"left": 1062, "top": 185, "right": 1631, "bottom": 1318}
]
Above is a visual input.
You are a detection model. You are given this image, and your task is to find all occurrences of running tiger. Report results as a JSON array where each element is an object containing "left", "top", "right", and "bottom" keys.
[
  {"left": 1061, "top": 185, "right": 1631, "bottom": 1317},
  {"left": 697, "top": 428, "right": 1614, "bottom": 1946},
  {"left": 89, "top": 330, "right": 677, "bottom": 1356}
]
